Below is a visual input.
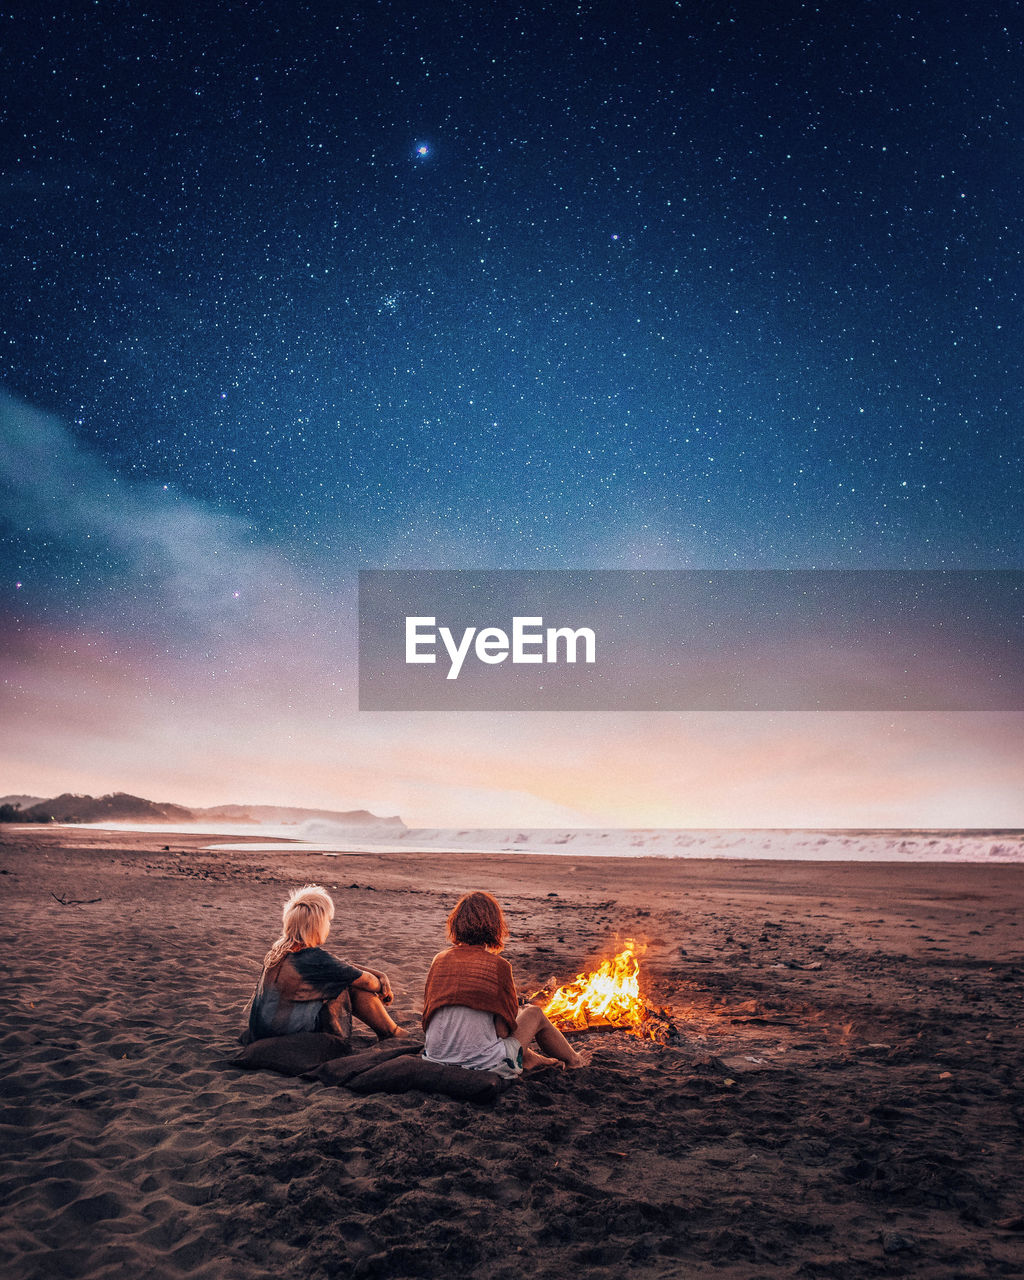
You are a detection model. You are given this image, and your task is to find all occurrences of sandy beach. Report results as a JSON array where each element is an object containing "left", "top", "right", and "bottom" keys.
[{"left": 1, "top": 825, "right": 1022, "bottom": 1279}]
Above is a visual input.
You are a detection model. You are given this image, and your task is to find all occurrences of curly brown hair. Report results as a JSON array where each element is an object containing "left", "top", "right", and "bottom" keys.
[{"left": 446, "top": 890, "right": 509, "bottom": 950}]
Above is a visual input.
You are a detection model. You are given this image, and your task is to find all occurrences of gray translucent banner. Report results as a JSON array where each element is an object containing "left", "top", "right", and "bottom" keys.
[{"left": 358, "top": 570, "right": 1024, "bottom": 711}]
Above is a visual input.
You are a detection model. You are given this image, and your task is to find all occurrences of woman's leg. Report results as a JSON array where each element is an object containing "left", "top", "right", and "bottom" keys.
[
  {"left": 514, "top": 1005, "right": 584, "bottom": 1068},
  {"left": 350, "top": 988, "right": 407, "bottom": 1039},
  {"left": 319, "top": 989, "right": 353, "bottom": 1041}
]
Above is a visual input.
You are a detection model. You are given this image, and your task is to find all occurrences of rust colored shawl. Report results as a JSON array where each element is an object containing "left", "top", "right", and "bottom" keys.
[{"left": 421, "top": 945, "right": 520, "bottom": 1038}]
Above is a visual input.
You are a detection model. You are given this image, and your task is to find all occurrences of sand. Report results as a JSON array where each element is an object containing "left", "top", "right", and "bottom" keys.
[{"left": 1, "top": 825, "right": 1022, "bottom": 1279}]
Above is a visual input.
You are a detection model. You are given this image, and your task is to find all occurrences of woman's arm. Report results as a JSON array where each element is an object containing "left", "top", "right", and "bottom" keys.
[
  {"left": 497, "top": 958, "right": 519, "bottom": 1039},
  {"left": 350, "top": 969, "right": 393, "bottom": 1003}
]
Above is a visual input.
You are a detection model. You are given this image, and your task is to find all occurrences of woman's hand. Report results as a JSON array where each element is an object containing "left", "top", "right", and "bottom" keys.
[{"left": 353, "top": 969, "right": 393, "bottom": 1003}]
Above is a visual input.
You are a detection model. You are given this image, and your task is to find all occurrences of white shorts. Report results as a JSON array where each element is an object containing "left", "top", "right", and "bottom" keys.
[{"left": 493, "top": 1035, "right": 524, "bottom": 1079}]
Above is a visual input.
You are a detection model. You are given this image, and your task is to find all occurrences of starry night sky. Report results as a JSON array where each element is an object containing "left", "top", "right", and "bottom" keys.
[{"left": 1, "top": 3, "right": 1021, "bottom": 825}]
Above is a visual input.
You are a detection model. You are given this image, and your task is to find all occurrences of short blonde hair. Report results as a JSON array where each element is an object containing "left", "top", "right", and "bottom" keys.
[{"left": 262, "top": 884, "right": 335, "bottom": 971}]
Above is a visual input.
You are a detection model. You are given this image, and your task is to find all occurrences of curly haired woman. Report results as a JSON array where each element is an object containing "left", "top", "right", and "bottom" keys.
[{"left": 422, "top": 890, "right": 583, "bottom": 1076}]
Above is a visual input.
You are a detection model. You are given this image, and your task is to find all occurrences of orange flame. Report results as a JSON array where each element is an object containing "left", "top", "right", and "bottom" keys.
[{"left": 538, "top": 942, "right": 647, "bottom": 1032}]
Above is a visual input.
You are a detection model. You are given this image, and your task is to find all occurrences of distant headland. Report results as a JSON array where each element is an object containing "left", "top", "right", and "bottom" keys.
[{"left": 0, "top": 792, "right": 405, "bottom": 829}]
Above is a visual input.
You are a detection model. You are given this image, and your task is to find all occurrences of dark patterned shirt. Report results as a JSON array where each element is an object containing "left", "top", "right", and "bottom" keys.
[{"left": 248, "top": 946, "right": 362, "bottom": 1039}]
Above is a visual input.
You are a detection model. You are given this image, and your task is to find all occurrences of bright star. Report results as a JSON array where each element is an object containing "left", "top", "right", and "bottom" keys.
[{"left": 415, "top": 143, "right": 429, "bottom": 157}]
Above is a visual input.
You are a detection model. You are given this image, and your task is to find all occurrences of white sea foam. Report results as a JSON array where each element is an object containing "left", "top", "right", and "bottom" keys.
[
  {"left": 71, "top": 820, "right": 1024, "bottom": 862},
  {"left": 382, "top": 827, "right": 1024, "bottom": 863}
]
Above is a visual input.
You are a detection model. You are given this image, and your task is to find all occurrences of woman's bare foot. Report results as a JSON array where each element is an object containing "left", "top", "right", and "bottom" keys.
[
  {"left": 523, "top": 1047, "right": 562, "bottom": 1073},
  {"left": 376, "top": 1024, "right": 410, "bottom": 1040}
]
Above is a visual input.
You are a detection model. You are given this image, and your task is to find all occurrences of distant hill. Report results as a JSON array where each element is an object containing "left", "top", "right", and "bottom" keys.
[
  {"left": 18, "top": 792, "right": 195, "bottom": 824},
  {"left": 196, "top": 803, "right": 404, "bottom": 828},
  {"left": 0, "top": 791, "right": 405, "bottom": 829}
]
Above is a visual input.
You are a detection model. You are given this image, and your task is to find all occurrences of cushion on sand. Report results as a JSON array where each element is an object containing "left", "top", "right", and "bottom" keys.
[
  {"left": 313, "top": 1040, "right": 423, "bottom": 1086},
  {"left": 345, "top": 1054, "right": 510, "bottom": 1101},
  {"left": 230, "top": 1032, "right": 352, "bottom": 1075}
]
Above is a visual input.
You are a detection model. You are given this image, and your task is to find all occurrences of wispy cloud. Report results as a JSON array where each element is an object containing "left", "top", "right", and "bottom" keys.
[{"left": 0, "top": 389, "right": 337, "bottom": 640}]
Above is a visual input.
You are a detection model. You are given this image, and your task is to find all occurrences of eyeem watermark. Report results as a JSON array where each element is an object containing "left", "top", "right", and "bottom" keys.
[
  {"left": 358, "top": 569, "right": 1024, "bottom": 711},
  {"left": 405, "top": 616, "right": 596, "bottom": 680}
]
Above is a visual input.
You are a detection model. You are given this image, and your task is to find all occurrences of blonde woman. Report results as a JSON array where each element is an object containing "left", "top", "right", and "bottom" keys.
[{"left": 247, "top": 884, "right": 405, "bottom": 1042}]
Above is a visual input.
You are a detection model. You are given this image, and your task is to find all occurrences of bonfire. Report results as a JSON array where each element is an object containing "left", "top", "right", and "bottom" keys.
[{"left": 531, "top": 942, "right": 676, "bottom": 1041}]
